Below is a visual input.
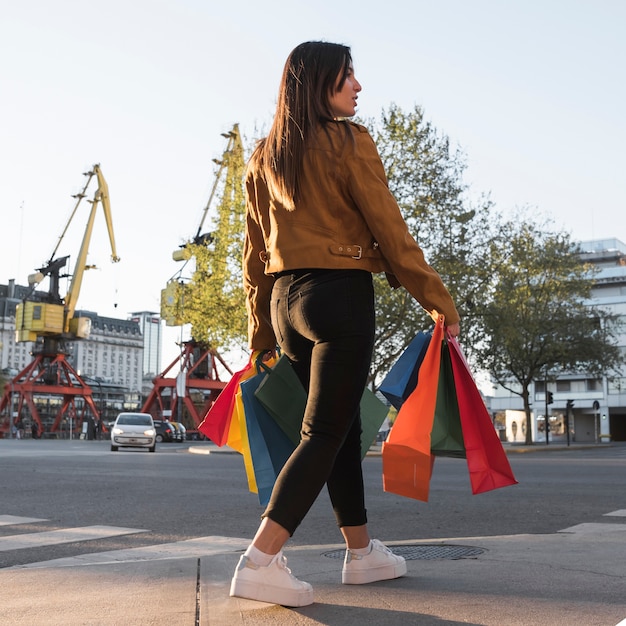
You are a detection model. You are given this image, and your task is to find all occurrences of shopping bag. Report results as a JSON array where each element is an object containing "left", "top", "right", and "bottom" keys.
[
  {"left": 254, "top": 355, "right": 388, "bottom": 459},
  {"left": 198, "top": 361, "right": 253, "bottom": 446},
  {"left": 447, "top": 336, "right": 518, "bottom": 494},
  {"left": 378, "top": 332, "right": 431, "bottom": 409},
  {"left": 254, "top": 355, "right": 306, "bottom": 445},
  {"left": 240, "top": 371, "right": 295, "bottom": 506},
  {"left": 359, "top": 387, "right": 390, "bottom": 453},
  {"left": 382, "top": 314, "right": 445, "bottom": 502},
  {"left": 226, "top": 353, "right": 277, "bottom": 453},
  {"left": 232, "top": 388, "right": 258, "bottom": 494},
  {"left": 226, "top": 353, "right": 278, "bottom": 495},
  {"left": 430, "top": 343, "right": 465, "bottom": 459}
]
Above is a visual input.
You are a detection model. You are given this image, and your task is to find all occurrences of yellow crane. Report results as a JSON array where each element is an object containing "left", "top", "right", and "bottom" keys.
[
  {"left": 1, "top": 164, "right": 120, "bottom": 438},
  {"left": 15, "top": 164, "right": 119, "bottom": 346}
]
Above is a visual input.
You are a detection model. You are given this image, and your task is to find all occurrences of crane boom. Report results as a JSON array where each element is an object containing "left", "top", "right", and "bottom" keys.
[
  {"left": 15, "top": 164, "right": 120, "bottom": 343},
  {"left": 63, "top": 164, "right": 119, "bottom": 331}
]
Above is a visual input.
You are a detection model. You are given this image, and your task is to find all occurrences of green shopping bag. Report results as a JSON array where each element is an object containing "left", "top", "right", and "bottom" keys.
[
  {"left": 430, "top": 342, "right": 465, "bottom": 458},
  {"left": 254, "top": 355, "right": 305, "bottom": 445},
  {"left": 254, "top": 354, "right": 387, "bottom": 458},
  {"left": 359, "top": 387, "right": 389, "bottom": 454}
]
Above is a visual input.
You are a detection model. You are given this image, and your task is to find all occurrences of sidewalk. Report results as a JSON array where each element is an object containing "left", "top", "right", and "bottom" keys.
[
  {"left": 189, "top": 439, "right": 616, "bottom": 457},
  {"left": 1, "top": 518, "right": 625, "bottom": 625}
]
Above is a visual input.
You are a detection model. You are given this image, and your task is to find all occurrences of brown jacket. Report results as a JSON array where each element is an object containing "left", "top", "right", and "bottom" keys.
[{"left": 243, "top": 120, "right": 460, "bottom": 350}]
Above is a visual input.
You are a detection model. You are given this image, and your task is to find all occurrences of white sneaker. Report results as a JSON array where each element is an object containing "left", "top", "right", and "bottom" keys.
[
  {"left": 229, "top": 551, "right": 314, "bottom": 607},
  {"left": 342, "top": 539, "right": 407, "bottom": 585}
]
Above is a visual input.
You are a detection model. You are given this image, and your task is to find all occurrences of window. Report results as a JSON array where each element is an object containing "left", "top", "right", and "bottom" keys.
[
  {"left": 556, "top": 380, "right": 571, "bottom": 392},
  {"left": 586, "top": 379, "right": 602, "bottom": 391}
]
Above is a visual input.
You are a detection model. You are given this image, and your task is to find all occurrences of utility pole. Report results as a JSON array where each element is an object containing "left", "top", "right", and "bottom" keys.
[
  {"left": 544, "top": 380, "right": 553, "bottom": 446},
  {"left": 566, "top": 399, "right": 575, "bottom": 447}
]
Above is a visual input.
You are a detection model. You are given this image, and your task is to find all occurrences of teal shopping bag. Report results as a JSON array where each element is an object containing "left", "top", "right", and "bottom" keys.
[{"left": 239, "top": 370, "right": 295, "bottom": 506}]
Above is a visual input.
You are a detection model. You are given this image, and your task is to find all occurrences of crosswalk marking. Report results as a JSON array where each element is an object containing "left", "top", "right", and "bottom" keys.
[
  {"left": 558, "top": 522, "right": 626, "bottom": 535},
  {"left": 3, "top": 507, "right": 620, "bottom": 571},
  {"left": 0, "top": 525, "right": 147, "bottom": 552},
  {"left": 13, "top": 535, "right": 249, "bottom": 569},
  {"left": 0, "top": 515, "right": 47, "bottom": 526}
]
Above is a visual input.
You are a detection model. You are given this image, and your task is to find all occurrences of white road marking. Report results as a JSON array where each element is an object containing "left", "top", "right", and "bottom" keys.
[
  {"left": 604, "top": 509, "right": 626, "bottom": 517},
  {"left": 12, "top": 535, "right": 249, "bottom": 569},
  {"left": 558, "top": 522, "right": 626, "bottom": 535},
  {"left": 0, "top": 525, "right": 147, "bottom": 551},
  {"left": 0, "top": 515, "right": 48, "bottom": 526}
]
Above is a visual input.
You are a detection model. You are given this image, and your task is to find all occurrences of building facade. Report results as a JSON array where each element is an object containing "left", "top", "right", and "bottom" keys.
[
  {"left": 0, "top": 280, "right": 33, "bottom": 376},
  {"left": 490, "top": 238, "right": 626, "bottom": 443},
  {"left": 0, "top": 281, "right": 144, "bottom": 395},
  {"left": 129, "top": 311, "right": 162, "bottom": 378},
  {"left": 70, "top": 310, "right": 144, "bottom": 393}
]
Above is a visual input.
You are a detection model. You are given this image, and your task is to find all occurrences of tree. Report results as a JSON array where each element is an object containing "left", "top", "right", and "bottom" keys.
[
  {"left": 474, "top": 218, "right": 623, "bottom": 444},
  {"left": 161, "top": 125, "right": 248, "bottom": 350},
  {"left": 365, "top": 104, "right": 498, "bottom": 385}
]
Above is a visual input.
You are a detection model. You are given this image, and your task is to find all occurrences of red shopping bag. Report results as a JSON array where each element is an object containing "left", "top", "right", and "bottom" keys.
[
  {"left": 447, "top": 336, "right": 518, "bottom": 495},
  {"left": 198, "top": 360, "right": 253, "bottom": 446}
]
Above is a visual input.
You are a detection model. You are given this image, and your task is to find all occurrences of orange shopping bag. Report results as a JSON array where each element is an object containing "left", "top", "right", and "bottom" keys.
[{"left": 382, "top": 314, "right": 445, "bottom": 502}]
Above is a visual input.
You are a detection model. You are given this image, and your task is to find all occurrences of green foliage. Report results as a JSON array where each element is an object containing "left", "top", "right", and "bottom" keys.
[
  {"left": 364, "top": 104, "right": 497, "bottom": 383},
  {"left": 160, "top": 127, "right": 248, "bottom": 350},
  {"left": 474, "top": 217, "right": 623, "bottom": 442},
  {"left": 364, "top": 106, "right": 622, "bottom": 447}
]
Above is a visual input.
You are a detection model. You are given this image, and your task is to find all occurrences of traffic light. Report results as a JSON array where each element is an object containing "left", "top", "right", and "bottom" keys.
[
  {"left": 566, "top": 399, "right": 574, "bottom": 410},
  {"left": 547, "top": 391, "right": 554, "bottom": 405}
]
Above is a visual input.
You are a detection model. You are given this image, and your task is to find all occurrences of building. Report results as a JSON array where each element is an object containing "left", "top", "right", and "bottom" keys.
[
  {"left": 0, "top": 281, "right": 144, "bottom": 395},
  {"left": 489, "top": 238, "right": 626, "bottom": 443},
  {"left": 129, "top": 311, "right": 162, "bottom": 378},
  {"left": 70, "top": 310, "right": 143, "bottom": 393},
  {"left": 0, "top": 280, "right": 32, "bottom": 375}
]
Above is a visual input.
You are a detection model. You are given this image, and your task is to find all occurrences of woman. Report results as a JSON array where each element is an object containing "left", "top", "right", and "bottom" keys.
[{"left": 231, "top": 41, "right": 460, "bottom": 607}]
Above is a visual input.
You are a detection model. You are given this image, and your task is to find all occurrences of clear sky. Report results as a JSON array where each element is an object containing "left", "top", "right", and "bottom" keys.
[{"left": 2, "top": 0, "right": 624, "bottom": 367}]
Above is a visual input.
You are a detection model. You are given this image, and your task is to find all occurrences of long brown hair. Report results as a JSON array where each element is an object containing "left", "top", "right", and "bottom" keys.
[{"left": 255, "top": 41, "right": 352, "bottom": 210}]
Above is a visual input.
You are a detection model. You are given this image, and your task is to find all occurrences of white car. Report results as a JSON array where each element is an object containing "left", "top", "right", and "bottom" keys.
[{"left": 110, "top": 412, "right": 156, "bottom": 452}]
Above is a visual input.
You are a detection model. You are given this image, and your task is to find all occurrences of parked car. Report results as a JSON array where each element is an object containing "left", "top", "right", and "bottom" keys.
[
  {"left": 153, "top": 419, "right": 175, "bottom": 443},
  {"left": 168, "top": 421, "right": 181, "bottom": 442},
  {"left": 110, "top": 412, "right": 156, "bottom": 452},
  {"left": 169, "top": 421, "right": 186, "bottom": 442},
  {"left": 186, "top": 429, "right": 207, "bottom": 441}
]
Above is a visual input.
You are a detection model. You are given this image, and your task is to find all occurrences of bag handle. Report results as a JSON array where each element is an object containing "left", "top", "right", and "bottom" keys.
[{"left": 251, "top": 348, "right": 281, "bottom": 375}]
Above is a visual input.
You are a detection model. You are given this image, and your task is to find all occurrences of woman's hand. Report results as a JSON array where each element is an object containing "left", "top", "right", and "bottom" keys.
[
  {"left": 446, "top": 322, "right": 460, "bottom": 338},
  {"left": 252, "top": 348, "right": 277, "bottom": 363}
]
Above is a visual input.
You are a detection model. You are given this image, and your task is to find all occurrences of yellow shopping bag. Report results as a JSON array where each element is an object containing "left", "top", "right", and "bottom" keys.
[{"left": 226, "top": 352, "right": 277, "bottom": 495}]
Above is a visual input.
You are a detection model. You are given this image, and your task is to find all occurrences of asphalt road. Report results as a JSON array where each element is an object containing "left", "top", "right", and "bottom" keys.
[{"left": 2, "top": 439, "right": 625, "bottom": 570}]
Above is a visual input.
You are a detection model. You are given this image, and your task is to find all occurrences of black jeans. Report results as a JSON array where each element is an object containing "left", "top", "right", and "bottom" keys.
[{"left": 265, "top": 269, "right": 375, "bottom": 535}]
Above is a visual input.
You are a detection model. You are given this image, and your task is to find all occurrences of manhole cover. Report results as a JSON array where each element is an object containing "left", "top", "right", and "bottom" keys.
[{"left": 323, "top": 544, "right": 485, "bottom": 561}]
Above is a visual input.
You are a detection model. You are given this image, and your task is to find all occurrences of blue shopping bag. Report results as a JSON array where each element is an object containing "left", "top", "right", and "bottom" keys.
[
  {"left": 239, "top": 371, "right": 295, "bottom": 506},
  {"left": 378, "top": 332, "right": 432, "bottom": 410}
]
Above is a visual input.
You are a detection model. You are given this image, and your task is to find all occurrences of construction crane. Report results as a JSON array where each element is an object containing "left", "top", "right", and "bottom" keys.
[
  {"left": 0, "top": 164, "right": 120, "bottom": 438},
  {"left": 142, "top": 126, "right": 245, "bottom": 436}
]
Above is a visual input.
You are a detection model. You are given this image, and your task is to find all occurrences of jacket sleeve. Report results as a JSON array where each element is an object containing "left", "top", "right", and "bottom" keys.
[
  {"left": 242, "top": 173, "right": 277, "bottom": 350},
  {"left": 344, "top": 128, "right": 460, "bottom": 325}
]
